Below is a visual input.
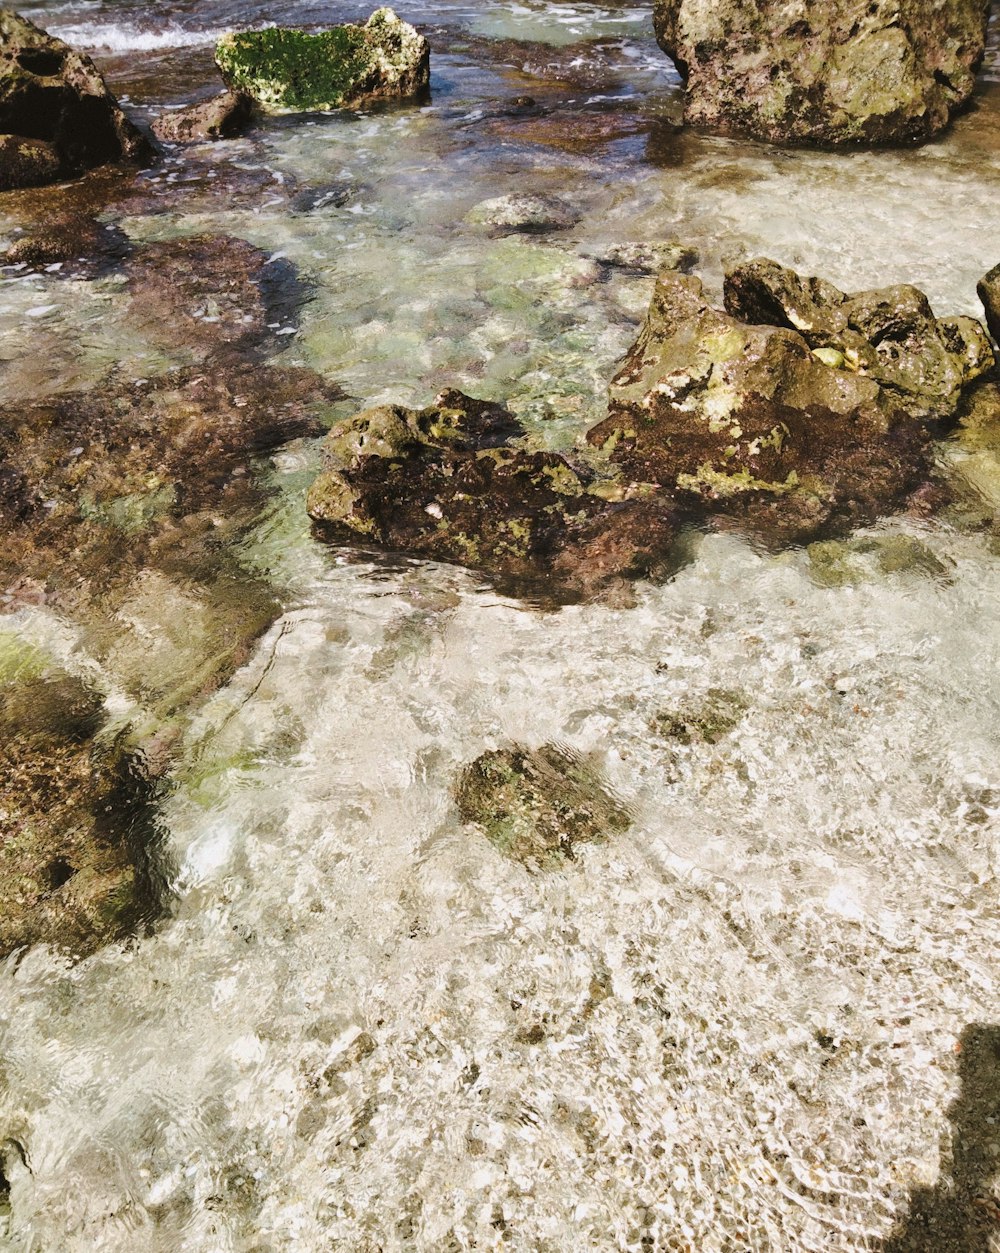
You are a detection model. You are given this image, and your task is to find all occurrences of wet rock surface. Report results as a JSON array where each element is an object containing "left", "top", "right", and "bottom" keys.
[
  {"left": 0, "top": 648, "right": 166, "bottom": 958},
  {"left": 152, "top": 90, "right": 254, "bottom": 144},
  {"left": 306, "top": 389, "right": 681, "bottom": 602},
  {"left": 455, "top": 743, "right": 632, "bottom": 869},
  {"left": 587, "top": 262, "right": 993, "bottom": 546},
  {"left": 467, "top": 193, "right": 580, "bottom": 234},
  {"left": 0, "top": 212, "right": 131, "bottom": 274},
  {"left": 978, "top": 261, "right": 1000, "bottom": 345},
  {"left": 0, "top": 9, "right": 154, "bottom": 188},
  {"left": 653, "top": 0, "right": 991, "bottom": 146},
  {"left": 215, "top": 7, "right": 430, "bottom": 115}
]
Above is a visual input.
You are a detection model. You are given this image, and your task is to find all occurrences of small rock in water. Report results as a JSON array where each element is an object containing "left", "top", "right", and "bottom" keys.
[
  {"left": 0, "top": 9, "right": 154, "bottom": 188},
  {"left": 807, "top": 535, "right": 951, "bottom": 587},
  {"left": 0, "top": 134, "right": 60, "bottom": 192},
  {"left": 215, "top": 8, "right": 430, "bottom": 114},
  {"left": 653, "top": 0, "right": 990, "bottom": 146},
  {"left": 289, "top": 181, "right": 360, "bottom": 213},
  {"left": 0, "top": 213, "right": 132, "bottom": 276},
  {"left": 455, "top": 743, "right": 632, "bottom": 869},
  {"left": 152, "top": 90, "right": 254, "bottom": 144},
  {"left": 467, "top": 193, "right": 580, "bottom": 234},
  {"left": 593, "top": 241, "right": 699, "bottom": 275}
]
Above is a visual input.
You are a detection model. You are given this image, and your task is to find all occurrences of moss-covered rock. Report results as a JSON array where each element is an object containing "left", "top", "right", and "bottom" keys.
[
  {"left": 653, "top": 0, "right": 991, "bottom": 146},
  {"left": 0, "top": 9, "right": 154, "bottom": 188},
  {"left": 215, "top": 8, "right": 429, "bottom": 115},
  {"left": 455, "top": 743, "right": 631, "bottom": 869},
  {"left": 586, "top": 263, "right": 992, "bottom": 546},
  {"left": 0, "top": 655, "right": 166, "bottom": 958},
  {"left": 306, "top": 389, "right": 681, "bottom": 603}
]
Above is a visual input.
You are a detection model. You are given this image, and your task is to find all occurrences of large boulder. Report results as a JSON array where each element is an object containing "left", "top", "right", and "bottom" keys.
[
  {"left": 653, "top": 0, "right": 991, "bottom": 146},
  {"left": 586, "top": 262, "right": 993, "bottom": 545},
  {"left": 0, "top": 9, "right": 154, "bottom": 188},
  {"left": 215, "top": 7, "right": 429, "bottom": 115},
  {"left": 306, "top": 389, "right": 681, "bottom": 602}
]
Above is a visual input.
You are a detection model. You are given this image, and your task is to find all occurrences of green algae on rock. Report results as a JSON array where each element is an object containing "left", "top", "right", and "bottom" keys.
[
  {"left": 587, "top": 262, "right": 993, "bottom": 546},
  {"left": 0, "top": 9, "right": 154, "bottom": 188},
  {"left": 651, "top": 688, "right": 747, "bottom": 746},
  {"left": 0, "top": 655, "right": 166, "bottom": 958},
  {"left": 653, "top": 0, "right": 991, "bottom": 146},
  {"left": 306, "top": 389, "right": 682, "bottom": 603},
  {"left": 455, "top": 744, "right": 631, "bottom": 869},
  {"left": 215, "top": 8, "right": 429, "bottom": 115}
]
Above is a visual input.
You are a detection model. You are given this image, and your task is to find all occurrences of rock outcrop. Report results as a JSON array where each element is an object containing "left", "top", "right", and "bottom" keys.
[
  {"left": 306, "top": 389, "right": 681, "bottom": 603},
  {"left": 587, "top": 261, "right": 993, "bottom": 545},
  {"left": 0, "top": 9, "right": 154, "bottom": 189},
  {"left": 215, "top": 7, "right": 429, "bottom": 114},
  {"left": 652, "top": 0, "right": 991, "bottom": 146},
  {"left": 978, "top": 262, "right": 1000, "bottom": 346}
]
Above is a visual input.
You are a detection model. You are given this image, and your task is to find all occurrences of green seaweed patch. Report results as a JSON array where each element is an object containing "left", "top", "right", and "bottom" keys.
[
  {"left": 651, "top": 688, "right": 747, "bottom": 746},
  {"left": 455, "top": 743, "right": 631, "bottom": 870},
  {"left": 215, "top": 8, "right": 429, "bottom": 114}
]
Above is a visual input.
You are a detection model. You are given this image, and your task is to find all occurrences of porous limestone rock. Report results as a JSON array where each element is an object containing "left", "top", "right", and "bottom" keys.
[
  {"left": 215, "top": 8, "right": 429, "bottom": 114},
  {"left": 0, "top": 8, "right": 154, "bottom": 188},
  {"left": 306, "top": 389, "right": 680, "bottom": 603},
  {"left": 652, "top": 0, "right": 991, "bottom": 146},
  {"left": 586, "top": 261, "right": 993, "bottom": 545}
]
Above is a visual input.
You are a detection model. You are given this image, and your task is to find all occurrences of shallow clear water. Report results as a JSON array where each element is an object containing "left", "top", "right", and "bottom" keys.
[{"left": 2, "top": 2, "right": 1000, "bottom": 1250}]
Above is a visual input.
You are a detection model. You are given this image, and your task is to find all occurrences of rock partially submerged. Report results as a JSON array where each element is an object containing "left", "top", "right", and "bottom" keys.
[
  {"left": 455, "top": 743, "right": 631, "bottom": 869},
  {"left": 653, "top": 0, "right": 991, "bottom": 146},
  {"left": 152, "top": 90, "right": 254, "bottom": 144},
  {"left": 0, "top": 647, "right": 165, "bottom": 958},
  {"left": 467, "top": 193, "right": 580, "bottom": 235},
  {"left": 306, "top": 389, "right": 681, "bottom": 602},
  {"left": 587, "top": 261, "right": 992, "bottom": 545},
  {"left": 0, "top": 9, "right": 154, "bottom": 189},
  {"left": 978, "top": 262, "right": 1000, "bottom": 346},
  {"left": 215, "top": 8, "right": 429, "bottom": 115}
]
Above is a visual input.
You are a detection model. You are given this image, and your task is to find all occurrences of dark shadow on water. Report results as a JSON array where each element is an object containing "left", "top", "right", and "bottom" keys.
[{"left": 877, "top": 1024, "right": 1000, "bottom": 1252}]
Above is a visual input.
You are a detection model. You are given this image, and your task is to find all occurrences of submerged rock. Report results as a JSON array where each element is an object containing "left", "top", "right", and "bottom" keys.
[
  {"left": 122, "top": 234, "right": 308, "bottom": 361},
  {"left": 0, "top": 648, "right": 165, "bottom": 958},
  {"left": 0, "top": 9, "right": 154, "bottom": 189},
  {"left": 455, "top": 743, "right": 631, "bottom": 869},
  {"left": 806, "top": 534, "right": 950, "bottom": 587},
  {"left": 0, "top": 211, "right": 131, "bottom": 274},
  {"left": 653, "top": 0, "right": 990, "bottom": 146},
  {"left": 152, "top": 90, "right": 254, "bottom": 144},
  {"left": 587, "top": 262, "right": 992, "bottom": 545},
  {"left": 215, "top": 8, "right": 429, "bottom": 115},
  {"left": 978, "top": 262, "right": 1000, "bottom": 346},
  {"left": 306, "top": 389, "right": 681, "bottom": 602},
  {"left": 593, "top": 241, "right": 698, "bottom": 275},
  {"left": 467, "top": 193, "right": 579, "bottom": 234}
]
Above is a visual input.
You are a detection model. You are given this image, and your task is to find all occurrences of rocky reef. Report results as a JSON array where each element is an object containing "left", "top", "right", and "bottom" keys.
[
  {"left": 0, "top": 9, "right": 154, "bottom": 189},
  {"left": 455, "top": 743, "right": 631, "bottom": 869},
  {"left": 215, "top": 7, "right": 430, "bottom": 114},
  {"left": 309, "top": 259, "right": 993, "bottom": 594},
  {"left": 653, "top": 0, "right": 991, "bottom": 146}
]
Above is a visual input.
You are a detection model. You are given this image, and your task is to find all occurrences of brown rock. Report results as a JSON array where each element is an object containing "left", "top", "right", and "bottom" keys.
[{"left": 152, "top": 90, "right": 254, "bottom": 144}]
